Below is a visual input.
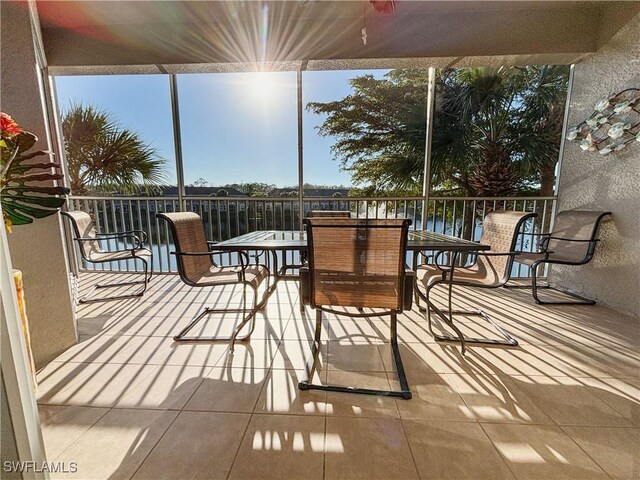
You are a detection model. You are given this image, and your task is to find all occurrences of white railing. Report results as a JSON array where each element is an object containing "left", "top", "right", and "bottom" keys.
[{"left": 67, "top": 195, "right": 556, "bottom": 278}]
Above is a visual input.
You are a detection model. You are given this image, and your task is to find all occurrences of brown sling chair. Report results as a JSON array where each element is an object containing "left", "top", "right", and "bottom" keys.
[
  {"left": 299, "top": 218, "right": 414, "bottom": 399},
  {"left": 506, "top": 210, "right": 612, "bottom": 304},
  {"left": 62, "top": 210, "right": 153, "bottom": 303},
  {"left": 157, "top": 212, "right": 271, "bottom": 349},
  {"left": 417, "top": 211, "right": 536, "bottom": 354}
]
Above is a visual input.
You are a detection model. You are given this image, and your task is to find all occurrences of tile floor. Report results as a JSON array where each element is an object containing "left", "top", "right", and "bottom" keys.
[{"left": 36, "top": 272, "right": 639, "bottom": 480}]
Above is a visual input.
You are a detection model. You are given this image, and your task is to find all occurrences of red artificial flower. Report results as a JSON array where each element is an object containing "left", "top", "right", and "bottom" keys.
[
  {"left": 369, "top": 0, "right": 396, "bottom": 14},
  {"left": 1, "top": 112, "right": 23, "bottom": 136}
]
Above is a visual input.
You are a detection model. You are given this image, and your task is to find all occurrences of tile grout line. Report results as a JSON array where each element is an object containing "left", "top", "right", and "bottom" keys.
[
  {"left": 125, "top": 408, "right": 183, "bottom": 480},
  {"left": 123, "top": 362, "right": 215, "bottom": 480},
  {"left": 477, "top": 422, "right": 526, "bottom": 480},
  {"left": 224, "top": 395, "right": 258, "bottom": 480},
  {"left": 221, "top": 304, "right": 294, "bottom": 480},
  {"left": 557, "top": 425, "right": 618, "bottom": 480},
  {"left": 478, "top": 422, "right": 613, "bottom": 480},
  {"left": 397, "top": 411, "right": 422, "bottom": 479},
  {"left": 322, "top": 414, "right": 327, "bottom": 480},
  {"left": 42, "top": 404, "right": 111, "bottom": 463}
]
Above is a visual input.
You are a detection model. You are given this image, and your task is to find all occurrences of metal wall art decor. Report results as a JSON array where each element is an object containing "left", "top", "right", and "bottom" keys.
[{"left": 566, "top": 88, "right": 640, "bottom": 155}]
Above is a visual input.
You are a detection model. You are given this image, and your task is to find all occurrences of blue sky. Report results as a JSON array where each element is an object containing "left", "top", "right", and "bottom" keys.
[{"left": 54, "top": 69, "right": 389, "bottom": 188}]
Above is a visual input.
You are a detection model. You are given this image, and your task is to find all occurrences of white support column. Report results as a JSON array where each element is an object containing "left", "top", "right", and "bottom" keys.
[
  {"left": 553, "top": 64, "right": 575, "bottom": 209},
  {"left": 421, "top": 67, "right": 436, "bottom": 230},
  {"left": 170, "top": 74, "right": 186, "bottom": 211},
  {"left": 297, "top": 68, "right": 304, "bottom": 230}
]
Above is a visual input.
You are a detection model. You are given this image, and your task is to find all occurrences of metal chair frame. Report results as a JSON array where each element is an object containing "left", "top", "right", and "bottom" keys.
[
  {"left": 505, "top": 211, "right": 611, "bottom": 305},
  {"left": 298, "top": 218, "right": 413, "bottom": 400},
  {"left": 420, "top": 212, "right": 536, "bottom": 354},
  {"left": 157, "top": 213, "right": 272, "bottom": 351},
  {"left": 62, "top": 210, "right": 153, "bottom": 303}
]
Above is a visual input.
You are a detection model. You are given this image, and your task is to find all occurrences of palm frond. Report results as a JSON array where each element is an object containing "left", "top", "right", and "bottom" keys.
[{"left": 62, "top": 104, "right": 168, "bottom": 194}]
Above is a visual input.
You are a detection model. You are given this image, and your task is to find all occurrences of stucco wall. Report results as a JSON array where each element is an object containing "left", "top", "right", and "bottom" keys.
[
  {"left": 1, "top": 1, "right": 77, "bottom": 367},
  {"left": 1, "top": 372, "right": 23, "bottom": 480},
  {"left": 552, "top": 13, "right": 640, "bottom": 316}
]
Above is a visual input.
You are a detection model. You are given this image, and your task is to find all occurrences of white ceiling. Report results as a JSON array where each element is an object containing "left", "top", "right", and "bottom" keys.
[{"left": 35, "top": 1, "right": 640, "bottom": 73}]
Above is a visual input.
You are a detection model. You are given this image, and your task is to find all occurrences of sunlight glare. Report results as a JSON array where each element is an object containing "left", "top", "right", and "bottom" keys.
[
  {"left": 244, "top": 71, "right": 278, "bottom": 103},
  {"left": 494, "top": 442, "right": 545, "bottom": 463}
]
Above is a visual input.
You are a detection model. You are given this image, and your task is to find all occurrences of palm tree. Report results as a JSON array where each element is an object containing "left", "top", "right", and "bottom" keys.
[
  {"left": 309, "top": 67, "right": 568, "bottom": 200},
  {"left": 433, "top": 66, "right": 569, "bottom": 198},
  {"left": 62, "top": 104, "right": 167, "bottom": 195}
]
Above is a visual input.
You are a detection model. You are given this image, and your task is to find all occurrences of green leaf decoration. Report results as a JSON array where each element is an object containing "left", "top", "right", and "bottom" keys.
[{"left": 1, "top": 128, "right": 69, "bottom": 227}]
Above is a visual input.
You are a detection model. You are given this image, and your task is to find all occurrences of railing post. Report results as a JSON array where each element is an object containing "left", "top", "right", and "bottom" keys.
[
  {"left": 297, "top": 67, "right": 305, "bottom": 231},
  {"left": 169, "top": 74, "right": 185, "bottom": 211},
  {"left": 421, "top": 66, "right": 436, "bottom": 231}
]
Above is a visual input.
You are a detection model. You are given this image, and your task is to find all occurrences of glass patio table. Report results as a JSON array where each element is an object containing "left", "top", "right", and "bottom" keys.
[
  {"left": 216, "top": 230, "right": 490, "bottom": 321},
  {"left": 215, "top": 229, "right": 489, "bottom": 283}
]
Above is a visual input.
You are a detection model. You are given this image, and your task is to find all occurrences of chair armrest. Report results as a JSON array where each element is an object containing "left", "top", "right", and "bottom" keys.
[
  {"left": 75, "top": 235, "right": 143, "bottom": 250},
  {"left": 539, "top": 235, "right": 597, "bottom": 252},
  {"left": 432, "top": 250, "right": 454, "bottom": 273},
  {"left": 415, "top": 250, "right": 435, "bottom": 263},
  {"left": 546, "top": 236, "right": 598, "bottom": 243},
  {"left": 472, "top": 251, "right": 521, "bottom": 257},
  {"left": 97, "top": 230, "right": 147, "bottom": 243},
  {"left": 174, "top": 249, "right": 250, "bottom": 270},
  {"left": 208, "top": 248, "right": 250, "bottom": 267},
  {"left": 300, "top": 265, "right": 311, "bottom": 306},
  {"left": 521, "top": 232, "right": 552, "bottom": 251}
]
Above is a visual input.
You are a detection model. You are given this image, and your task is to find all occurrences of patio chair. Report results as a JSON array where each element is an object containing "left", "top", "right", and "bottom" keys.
[
  {"left": 417, "top": 211, "right": 536, "bottom": 354},
  {"left": 506, "top": 210, "right": 612, "bottom": 305},
  {"left": 61, "top": 210, "right": 153, "bottom": 303},
  {"left": 157, "top": 212, "right": 271, "bottom": 349},
  {"left": 298, "top": 218, "right": 413, "bottom": 399}
]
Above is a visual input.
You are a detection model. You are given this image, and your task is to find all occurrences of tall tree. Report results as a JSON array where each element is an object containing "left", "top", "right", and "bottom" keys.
[
  {"left": 308, "top": 69, "right": 428, "bottom": 196},
  {"left": 435, "top": 66, "right": 568, "bottom": 197},
  {"left": 307, "top": 66, "right": 569, "bottom": 197},
  {"left": 62, "top": 104, "right": 167, "bottom": 195}
]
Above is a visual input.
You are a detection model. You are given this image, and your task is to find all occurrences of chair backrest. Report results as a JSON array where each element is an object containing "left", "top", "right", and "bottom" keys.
[
  {"left": 156, "top": 212, "right": 212, "bottom": 284},
  {"left": 305, "top": 218, "right": 410, "bottom": 310},
  {"left": 305, "top": 210, "right": 351, "bottom": 218},
  {"left": 547, "top": 210, "right": 611, "bottom": 263},
  {"left": 61, "top": 210, "right": 102, "bottom": 259},
  {"left": 476, "top": 211, "right": 537, "bottom": 284}
]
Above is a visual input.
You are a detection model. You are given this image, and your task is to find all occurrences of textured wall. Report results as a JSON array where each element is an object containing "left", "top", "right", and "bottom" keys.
[
  {"left": 1, "top": 372, "right": 23, "bottom": 480},
  {"left": 1, "top": 1, "right": 77, "bottom": 367},
  {"left": 552, "top": 13, "right": 640, "bottom": 316}
]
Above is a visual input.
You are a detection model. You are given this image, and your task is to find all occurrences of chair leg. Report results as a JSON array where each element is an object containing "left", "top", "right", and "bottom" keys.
[
  {"left": 298, "top": 309, "right": 324, "bottom": 381},
  {"left": 79, "top": 258, "right": 151, "bottom": 303},
  {"left": 298, "top": 310, "right": 412, "bottom": 399},
  {"left": 389, "top": 313, "right": 412, "bottom": 399},
  {"left": 173, "top": 281, "right": 272, "bottom": 351},
  {"left": 425, "top": 282, "right": 518, "bottom": 354},
  {"left": 505, "top": 262, "right": 597, "bottom": 305},
  {"left": 425, "top": 287, "right": 467, "bottom": 355}
]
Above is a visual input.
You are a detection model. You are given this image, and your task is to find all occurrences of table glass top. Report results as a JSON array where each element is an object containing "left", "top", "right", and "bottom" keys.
[{"left": 217, "top": 230, "right": 487, "bottom": 251}]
